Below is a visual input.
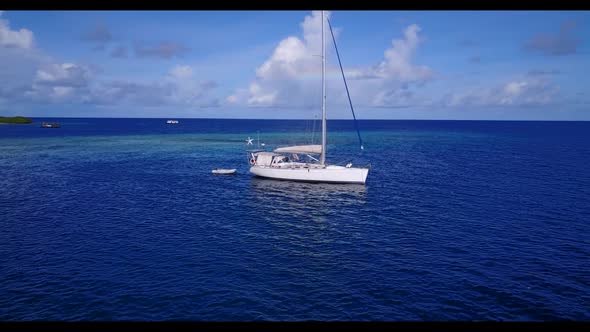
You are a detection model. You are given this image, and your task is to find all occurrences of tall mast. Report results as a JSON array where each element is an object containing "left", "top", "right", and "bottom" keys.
[{"left": 320, "top": 10, "right": 327, "bottom": 165}]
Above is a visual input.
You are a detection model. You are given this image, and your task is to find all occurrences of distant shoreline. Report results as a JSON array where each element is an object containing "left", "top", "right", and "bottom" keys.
[{"left": 0, "top": 116, "right": 33, "bottom": 124}]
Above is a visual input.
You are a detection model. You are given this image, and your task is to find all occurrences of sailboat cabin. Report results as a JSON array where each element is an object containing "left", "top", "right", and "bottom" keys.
[{"left": 249, "top": 151, "right": 290, "bottom": 167}]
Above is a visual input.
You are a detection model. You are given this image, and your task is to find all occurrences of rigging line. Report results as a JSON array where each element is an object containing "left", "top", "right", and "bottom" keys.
[{"left": 327, "top": 18, "right": 364, "bottom": 151}]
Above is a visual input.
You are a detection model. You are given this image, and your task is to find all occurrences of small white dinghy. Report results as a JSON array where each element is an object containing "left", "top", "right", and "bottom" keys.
[{"left": 212, "top": 168, "right": 236, "bottom": 175}]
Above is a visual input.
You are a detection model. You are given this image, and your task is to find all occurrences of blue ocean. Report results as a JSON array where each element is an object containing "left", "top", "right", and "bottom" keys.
[{"left": 1, "top": 118, "right": 589, "bottom": 321}]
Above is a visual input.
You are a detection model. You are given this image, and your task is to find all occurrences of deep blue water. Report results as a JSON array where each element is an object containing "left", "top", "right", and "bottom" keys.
[{"left": 1, "top": 118, "right": 589, "bottom": 321}]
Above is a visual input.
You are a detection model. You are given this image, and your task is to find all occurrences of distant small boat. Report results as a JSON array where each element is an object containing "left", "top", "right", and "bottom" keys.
[
  {"left": 166, "top": 120, "right": 179, "bottom": 124},
  {"left": 212, "top": 168, "right": 236, "bottom": 175},
  {"left": 41, "top": 122, "right": 60, "bottom": 128}
]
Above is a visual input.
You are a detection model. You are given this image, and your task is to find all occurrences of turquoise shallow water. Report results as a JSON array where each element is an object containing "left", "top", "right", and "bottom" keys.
[{"left": 1, "top": 118, "right": 589, "bottom": 320}]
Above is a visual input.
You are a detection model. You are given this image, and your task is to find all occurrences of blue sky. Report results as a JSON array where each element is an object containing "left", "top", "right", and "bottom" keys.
[{"left": 0, "top": 10, "right": 588, "bottom": 119}]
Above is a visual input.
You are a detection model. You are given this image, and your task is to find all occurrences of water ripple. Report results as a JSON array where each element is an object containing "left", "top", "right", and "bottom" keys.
[{"left": 1, "top": 120, "right": 589, "bottom": 320}]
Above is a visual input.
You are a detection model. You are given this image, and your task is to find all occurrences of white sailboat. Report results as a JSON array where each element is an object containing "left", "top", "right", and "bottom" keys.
[{"left": 248, "top": 11, "right": 369, "bottom": 185}]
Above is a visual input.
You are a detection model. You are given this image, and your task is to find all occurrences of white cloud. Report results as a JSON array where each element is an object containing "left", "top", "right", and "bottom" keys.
[
  {"left": 350, "top": 24, "right": 432, "bottom": 82},
  {"left": 339, "top": 23, "right": 433, "bottom": 108},
  {"left": 442, "top": 75, "right": 559, "bottom": 107},
  {"left": 52, "top": 86, "right": 74, "bottom": 97},
  {"left": 24, "top": 63, "right": 93, "bottom": 102},
  {"left": 170, "top": 65, "right": 193, "bottom": 79},
  {"left": 504, "top": 81, "right": 527, "bottom": 96},
  {"left": 165, "top": 65, "right": 218, "bottom": 107},
  {"left": 227, "top": 11, "right": 331, "bottom": 107},
  {"left": 497, "top": 78, "right": 557, "bottom": 105},
  {"left": 0, "top": 15, "right": 218, "bottom": 108},
  {"left": 58, "top": 65, "right": 220, "bottom": 108},
  {"left": 0, "top": 16, "right": 34, "bottom": 49},
  {"left": 9, "top": 58, "right": 220, "bottom": 107},
  {"left": 34, "top": 63, "right": 92, "bottom": 86},
  {"left": 228, "top": 11, "right": 432, "bottom": 110},
  {"left": 0, "top": 14, "right": 221, "bottom": 110},
  {"left": 0, "top": 14, "right": 44, "bottom": 102}
]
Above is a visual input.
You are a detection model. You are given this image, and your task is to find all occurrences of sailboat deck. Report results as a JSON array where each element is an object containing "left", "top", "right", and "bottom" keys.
[{"left": 258, "top": 162, "right": 326, "bottom": 169}]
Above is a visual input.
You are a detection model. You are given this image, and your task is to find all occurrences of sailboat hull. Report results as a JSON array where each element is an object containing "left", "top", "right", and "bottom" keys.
[{"left": 250, "top": 165, "right": 369, "bottom": 184}]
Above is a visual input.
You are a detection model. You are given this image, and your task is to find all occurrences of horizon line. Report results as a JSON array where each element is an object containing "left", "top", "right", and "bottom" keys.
[{"left": 14, "top": 116, "right": 590, "bottom": 122}]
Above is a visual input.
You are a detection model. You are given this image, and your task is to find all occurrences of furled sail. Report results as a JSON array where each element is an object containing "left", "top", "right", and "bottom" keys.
[{"left": 274, "top": 145, "right": 322, "bottom": 155}]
